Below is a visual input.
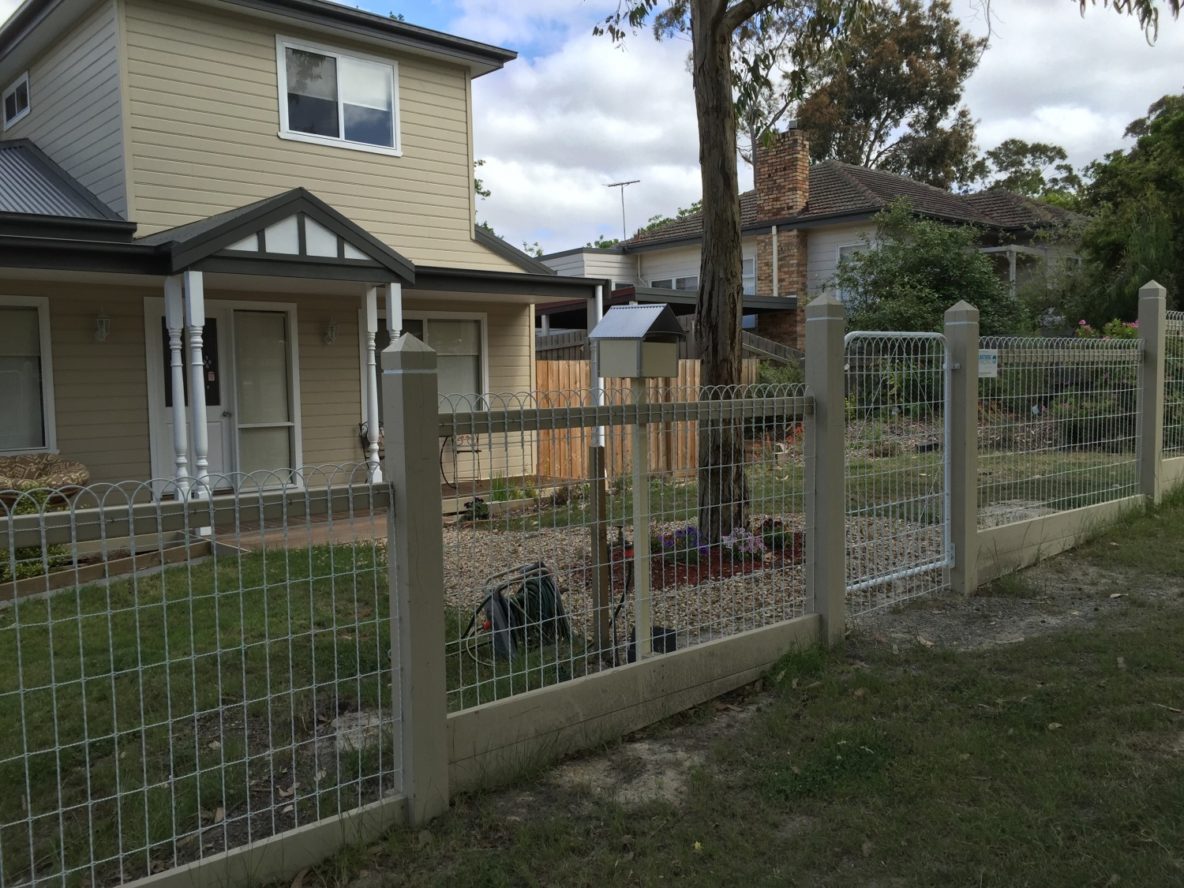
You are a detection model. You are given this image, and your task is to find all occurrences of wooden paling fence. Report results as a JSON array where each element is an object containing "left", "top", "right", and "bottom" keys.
[{"left": 535, "top": 359, "right": 760, "bottom": 481}]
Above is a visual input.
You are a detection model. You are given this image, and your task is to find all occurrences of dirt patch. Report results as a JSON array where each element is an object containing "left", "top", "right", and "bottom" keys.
[{"left": 855, "top": 559, "right": 1184, "bottom": 651}]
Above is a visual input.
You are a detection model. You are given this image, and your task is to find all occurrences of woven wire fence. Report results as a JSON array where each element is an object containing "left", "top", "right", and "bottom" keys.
[
  {"left": 438, "top": 383, "right": 809, "bottom": 713},
  {"left": 0, "top": 465, "right": 395, "bottom": 887},
  {"left": 977, "top": 337, "right": 1141, "bottom": 527},
  {"left": 843, "top": 333, "right": 950, "bottom": 615},
  {"left": 1166, "top": 312, "right": 1184, "bottom": 456}
]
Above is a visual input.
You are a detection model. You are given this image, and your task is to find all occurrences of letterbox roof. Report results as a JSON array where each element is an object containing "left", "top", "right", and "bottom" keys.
[{"left": 588, "top": 304, "right": 685, "bottom": 342}]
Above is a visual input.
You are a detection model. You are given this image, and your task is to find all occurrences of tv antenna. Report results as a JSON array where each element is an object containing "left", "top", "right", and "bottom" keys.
[{"left": 605, "top": 179, "right": 640, "bottom": 242}]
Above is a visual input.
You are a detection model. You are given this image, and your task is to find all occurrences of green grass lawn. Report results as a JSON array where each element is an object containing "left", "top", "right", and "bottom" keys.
[{"left": 310, "top": 495, "right": 1184, "bottom": 888}]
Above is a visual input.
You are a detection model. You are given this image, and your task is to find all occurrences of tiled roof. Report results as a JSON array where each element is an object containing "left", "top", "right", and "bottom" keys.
[
  {"left": 962, "top": 190, "right": 1082, "bottom": 229},
  {"left": 0, "top": 139, "right": 123, "bottom": 220},
  {"left": 623, "top": 160, "right": 1076, "bottom": 247}
]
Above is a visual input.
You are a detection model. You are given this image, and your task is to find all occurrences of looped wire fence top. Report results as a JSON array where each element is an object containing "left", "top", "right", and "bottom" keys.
[
  {"left": 435, "top": 382, "right": 810, "bottom": 712},
  {"left": 0, "top": 463, "right": 395, "bottom": 888},
  {"left": 977, "top": 336, "right": 1141, "bottom": 528}
]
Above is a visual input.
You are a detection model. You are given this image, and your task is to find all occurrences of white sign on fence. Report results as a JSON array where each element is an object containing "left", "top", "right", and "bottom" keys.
[{"left": 978, "top": 348, "right": 999, "bottom": 379}]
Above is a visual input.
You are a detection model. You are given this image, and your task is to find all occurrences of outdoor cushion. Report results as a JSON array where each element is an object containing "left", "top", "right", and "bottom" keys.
[{"left": 0, "top": 454, "right": 90, "bottom": 494}]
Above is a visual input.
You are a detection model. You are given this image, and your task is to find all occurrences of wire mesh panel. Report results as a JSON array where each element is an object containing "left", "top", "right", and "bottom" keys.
[
  {"left": 0, "top": 465, "right": 395, "bottom": 887},
  {"left": 1166, "top": 312, "right": 1184, "bottom": 456},
  {"left": 844, "top": 333, "right": 949, "bottom": 614},
  {"left": 978, "top": 337, "right": 1141, "bottom": 527},
  {"left": 438, "top": 383, "right": 809, "bottom": 713}
]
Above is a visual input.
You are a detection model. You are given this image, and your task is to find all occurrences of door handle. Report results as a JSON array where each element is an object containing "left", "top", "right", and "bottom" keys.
[{"left": 222, "top": 411, "right": 233, "bottom": 418}]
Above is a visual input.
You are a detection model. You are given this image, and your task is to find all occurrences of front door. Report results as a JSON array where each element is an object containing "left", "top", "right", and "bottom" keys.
[{"left": 147, "top": 301, "right": 236, "bottom": 492}]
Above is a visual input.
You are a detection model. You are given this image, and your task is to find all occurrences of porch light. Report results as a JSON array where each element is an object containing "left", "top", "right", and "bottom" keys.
[
  {"left": 323, "top": 319, "right": 338, "bottom": 345},
  {"left": 94, "top": 313, "right": 111, "bottom": 343}
]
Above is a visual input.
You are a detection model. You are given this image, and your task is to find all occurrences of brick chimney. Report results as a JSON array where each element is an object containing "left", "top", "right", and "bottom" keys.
[
  {"left": 753, "top": 125, "right": 810, "bottom": 350},
  {"left": 754, "top": 126, "right": 810, "bottom": 220}
]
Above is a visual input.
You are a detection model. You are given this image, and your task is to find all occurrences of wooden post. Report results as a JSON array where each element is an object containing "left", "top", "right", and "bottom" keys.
[
  {"left": 631, "top": 376, "right": 652, "bottom": 659},
  {"left": 945, "top": 300, "right": 980, "bottom": 596},
  {"left": 1138, "top": 280, "right": 1168, "bottom": 505},
  {"left": 382, "top": 333, "right": 449, "bottom": 824},
  {"left": 589, "top": 445, "right": 612, "bottom": 657},
  {"left": 804, "top": 294, "right": 847, "bottom": 647},
  {"left": 364, "top": 287, "right": 383, "bottom": 484}
]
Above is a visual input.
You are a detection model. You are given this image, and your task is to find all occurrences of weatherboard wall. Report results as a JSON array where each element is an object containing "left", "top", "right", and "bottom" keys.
[
  {"left": 119, "top": 0, "right": 518, "bottom": 271},
  {"left": 1, "top": 0, "right": 127, "bottom": 218}
]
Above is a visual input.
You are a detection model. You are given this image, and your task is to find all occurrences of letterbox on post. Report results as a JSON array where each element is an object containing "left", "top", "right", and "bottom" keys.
[
  {"left": 587, "top": 304, "right": 685, "bottom": 661},
  {"left": 588, "top": 304, "right": 684, "bottom": 379}
]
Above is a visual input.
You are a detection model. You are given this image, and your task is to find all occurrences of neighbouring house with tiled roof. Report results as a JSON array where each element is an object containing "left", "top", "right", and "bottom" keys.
[{"left": 540, "top": 127, "right": 1081, "bottom": 350}]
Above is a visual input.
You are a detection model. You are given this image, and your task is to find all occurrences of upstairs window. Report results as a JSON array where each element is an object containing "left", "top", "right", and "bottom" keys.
[
  {"left": 3, "top": 73, "right": 30, "bottom": 130},
  {"left": 277, "top": 38, "right": 399, "bottom": 155},
  {"left": 651, "top": 276, "right": 699, "bottom": 291},
  {"left": 742, "top": 257, "right": 756, "bottom": 295}
]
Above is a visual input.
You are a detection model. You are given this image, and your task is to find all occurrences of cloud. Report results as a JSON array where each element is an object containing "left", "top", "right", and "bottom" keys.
[
  {"left": 463, "top": 1, "right": 1184, "bottom": 253},
  {"left": 0, "top": 0, "right": 20, "bottom": 24}
]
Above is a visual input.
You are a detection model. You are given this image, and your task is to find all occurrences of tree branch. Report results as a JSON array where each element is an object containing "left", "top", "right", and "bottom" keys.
[{"left": 721, "top": 0, "right": 778, "bottom": 35}]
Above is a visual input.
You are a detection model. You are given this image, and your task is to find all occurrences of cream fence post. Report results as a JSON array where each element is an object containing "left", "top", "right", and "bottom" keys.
[
  {"left": 382, "top": 333, "right": 450, "bottom": 824},
  {"left": 1138, "top": 280, "right": 1168, "bottom": 505},
  {"left": 804, "top": 294, "right": 847, "bottom": 647},
  {"left": 944, "top": 301, "right": 980, "bottom": 596}
]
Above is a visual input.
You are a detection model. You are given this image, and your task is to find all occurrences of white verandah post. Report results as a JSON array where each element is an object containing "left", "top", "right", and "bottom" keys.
[
  {"left": 364, "top": 286, "right": 383, "bottom": 483},
  {"left": 182, "top": 270, "right": 210, "bottom": 497},
  {"left": 164, "top": 276, "right": 190, "bottom": 499}
]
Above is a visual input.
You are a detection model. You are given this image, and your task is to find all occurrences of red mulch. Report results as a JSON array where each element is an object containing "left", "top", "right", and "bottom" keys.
[{"left": 607, "top": 531, "right": 804, "bottom": 592}]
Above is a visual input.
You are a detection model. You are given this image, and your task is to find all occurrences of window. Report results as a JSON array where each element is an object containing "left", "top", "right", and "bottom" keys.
[
  {"left": 277, "top": 38, "right": 399, "bottom": 154},
  {"left": 0, "top": 297, "right": 54, "bottom": 452},
  {"left": 374, "top": 314, "right": 485, "bottom": 418},
  {"left": 836, "top": 244, "right": 863, "bottom": 303},
  {"left": 650, "top": 276, "right": 699, "bottom": 291},
  {"left": 742, "top": 257, "right": 756, "bottom": 296},
  {"left": 3, "top": 73, "right": 30, "bottom": 129}
]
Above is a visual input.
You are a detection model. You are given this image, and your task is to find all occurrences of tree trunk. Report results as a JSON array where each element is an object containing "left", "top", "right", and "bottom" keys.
[{"left": 691, "top": 0, "right": 748, "bottom": 542}]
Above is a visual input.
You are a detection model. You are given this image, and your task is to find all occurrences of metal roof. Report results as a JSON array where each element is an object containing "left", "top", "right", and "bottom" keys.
[
  {"left": 589, "top": 304, "right": 685, "bottom": 341},
  {"left": 0, "top": 140, "right": 123, "bottom": 221}
]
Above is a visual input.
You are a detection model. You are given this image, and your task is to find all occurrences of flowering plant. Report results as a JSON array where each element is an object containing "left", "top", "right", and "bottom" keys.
[
  {"left": 657, "top": 525, "right": 709, "bottom": 564},
  {"left": 721, "top": 527, "right": 766, "bottom": 561},
  {"left": 1076, "top": 318, "right": 1138, "bottom": 340}
]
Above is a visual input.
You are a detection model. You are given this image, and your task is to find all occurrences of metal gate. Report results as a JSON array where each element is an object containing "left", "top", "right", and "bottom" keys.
[{"left": 844, "top": 332, "right": 952, "bottom": 613}]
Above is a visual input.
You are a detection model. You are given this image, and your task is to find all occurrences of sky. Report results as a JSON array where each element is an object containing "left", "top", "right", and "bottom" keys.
[{"left": 2, "top": 0, "right": 1182, "bottom": 254}]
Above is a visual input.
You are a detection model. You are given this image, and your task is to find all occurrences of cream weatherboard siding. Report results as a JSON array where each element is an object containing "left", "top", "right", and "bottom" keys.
[
  {"left": 119, "top": 0, "right": 518, "bottom": 271},
  {"left": 2, "top": 0, "right": 127, "bottom": 217},
  {"left": 806, "top": 222, "right": 876, "bottom": 297},
  {"left": 541, "top": 251, "right": 637, "bottom": 288},
  {"left": 0, "top": 280, "right": 532, "bottom": 485},
  {"left": 637, "top": 245, "right": 702, "bottom": 288}
]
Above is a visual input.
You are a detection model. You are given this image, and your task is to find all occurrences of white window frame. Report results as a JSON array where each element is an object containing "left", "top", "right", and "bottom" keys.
[
  {"left": 741, "top": 256, "right": 756, "bottom": 296},
  {"left": 0, "top": 295, "right": 57, "bottom": 454},
  {"left": 358, "top": 309, "right": 490, "bottom": 418},
  {"left": 2, "top": 72, "right": 31, "bottom": 130},
  {"left": 835, "top": 242, "right": 864, "bottom": 303},
  {"left": 275, "top": 36, "right": 402, "bottom": 157}
]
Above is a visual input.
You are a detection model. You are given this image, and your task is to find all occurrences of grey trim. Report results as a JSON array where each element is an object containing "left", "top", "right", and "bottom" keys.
[
  {"left": 223, "top": 0, "right": 515, "bottom": 75},
  {"left": 539, "top": 245, "right": 625, "bottom": 260},
  {"left": 414, "top": 266, "right": 602, "bottom": 300},
  {"left": 473, "top": 226, "right": 556, "bottom": 275},
  {"left": 0, "top": 212, "right": 137, "bottom": 241},
  {"left": 138, "top": 188, "right": 416, "bottom": 282}
]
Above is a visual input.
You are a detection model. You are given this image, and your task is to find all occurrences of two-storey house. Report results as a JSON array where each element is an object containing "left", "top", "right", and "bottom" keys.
[
  {"left": 0, "top": 0, "right": 604, "bottom": 493},
  {"left": 540, "top": 128, "right": 1079, "bottom": 350}
]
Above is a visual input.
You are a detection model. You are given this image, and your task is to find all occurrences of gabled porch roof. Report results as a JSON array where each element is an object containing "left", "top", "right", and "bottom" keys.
[{"left": 136, "top": 188, "right": 416, "bottom": 284}]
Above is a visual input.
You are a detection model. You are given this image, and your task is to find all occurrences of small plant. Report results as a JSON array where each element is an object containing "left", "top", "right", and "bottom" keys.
[
  {"left": 758, "top": 518, "right": 800, "bottom": 557},
  {"left": 489, "top": 476, "right": 511, "bottom": 502},
  {"left": 461, "top": 496, "right": 490, "bottom": 521},
  {"left": 655, "top": 525, "right": 709, "bottom": 565},
  {"left": 722, "top": 527, "right": 766, "bottom": 562},
  {"left": 1075, "top": 318, "right": 1138, "bottom": 340}
]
